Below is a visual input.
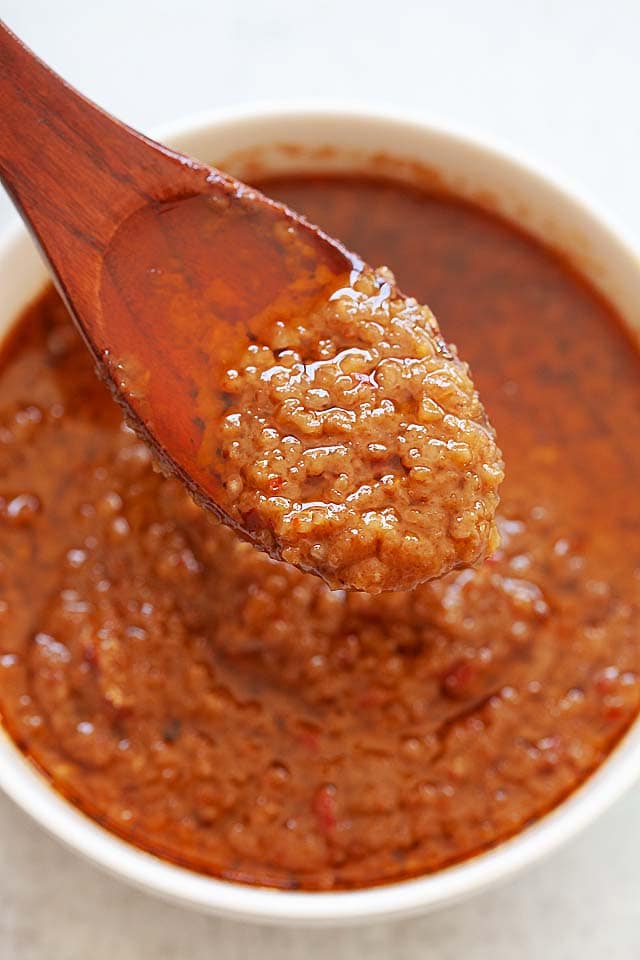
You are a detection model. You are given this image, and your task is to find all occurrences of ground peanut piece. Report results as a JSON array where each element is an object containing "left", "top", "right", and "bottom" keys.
[{"left": 220, "top": 266, "right": 504, "bottom": 592}]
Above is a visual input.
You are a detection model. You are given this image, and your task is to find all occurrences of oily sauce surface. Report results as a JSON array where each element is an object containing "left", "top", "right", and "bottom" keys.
[{"left": 1, "top": 175, "right": 640, "bottom": 890}]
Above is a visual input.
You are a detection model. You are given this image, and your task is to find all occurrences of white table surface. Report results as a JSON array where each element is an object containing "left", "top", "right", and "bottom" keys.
[{"left": 1, "top": 1, "right": 639, "bottom": 956}]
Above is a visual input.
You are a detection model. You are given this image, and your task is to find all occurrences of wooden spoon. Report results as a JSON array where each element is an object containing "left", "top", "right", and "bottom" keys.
[
  {"left": 0, "top": 21, "right": 356, "bottom": 529},
  {"left": 0, "top": 23, "right": 504, "bottom": 594}
]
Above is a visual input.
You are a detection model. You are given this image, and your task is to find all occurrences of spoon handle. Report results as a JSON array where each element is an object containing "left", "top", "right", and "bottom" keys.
[
  {"left": 0, "top": 21, "right": 211, "bottom": 302},
  {"left": 0, "top": 22, "right": 141, "bottom": 244}
]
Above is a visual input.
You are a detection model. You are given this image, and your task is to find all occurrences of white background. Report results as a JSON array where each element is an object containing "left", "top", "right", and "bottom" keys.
[{"left": 1, "top": 1, "right": 639, "bottom": 957}]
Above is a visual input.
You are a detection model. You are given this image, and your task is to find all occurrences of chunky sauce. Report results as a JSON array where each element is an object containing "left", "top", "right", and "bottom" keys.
[
  {"left": 220, "top": 262, "right": 502, "bottom": 593},
  {"left": 1, "top": 174, "right": 640, "bottom": 890}
]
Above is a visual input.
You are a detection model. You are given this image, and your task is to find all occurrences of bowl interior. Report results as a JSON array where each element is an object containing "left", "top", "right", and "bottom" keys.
[{"left": 1, "top": 105, "right": 640, "bottom": 926}]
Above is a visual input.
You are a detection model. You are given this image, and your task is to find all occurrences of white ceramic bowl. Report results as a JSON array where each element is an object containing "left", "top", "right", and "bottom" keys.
[{"left": 1, "top": 104, "right": 640, "bottom": 927}]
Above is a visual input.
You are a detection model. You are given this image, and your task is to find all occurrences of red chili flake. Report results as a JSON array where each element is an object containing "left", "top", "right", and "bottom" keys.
[
  {"left": 604, "top": 705, "right": 625, "bottom": 723},
  {"left": 82, "top": 642, "right": 97, "bottom": 668},
  {"left": 297, "top": 731, "right": 319, "bottom": 752},
  {"left": 441, "top": 659, "right": 476, "bottom": 699},
  {"left": 267, "top": 476, "right": 284, "bottom": 494},
  {"left": 313, "top": 783, "right": 337, "bottom": 832},
  {"left": 358, "top": 686, "right": 387, "bottom": 709}
]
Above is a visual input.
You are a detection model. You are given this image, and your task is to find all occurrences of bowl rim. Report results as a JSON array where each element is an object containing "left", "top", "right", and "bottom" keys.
[{"left": 1, "top": 100, "right": 640, "bottom": 926}]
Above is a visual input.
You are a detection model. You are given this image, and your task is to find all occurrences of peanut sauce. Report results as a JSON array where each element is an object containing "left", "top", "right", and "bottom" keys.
[{"left": 0, "top": 173, "right": 639, "bottom": 890}]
